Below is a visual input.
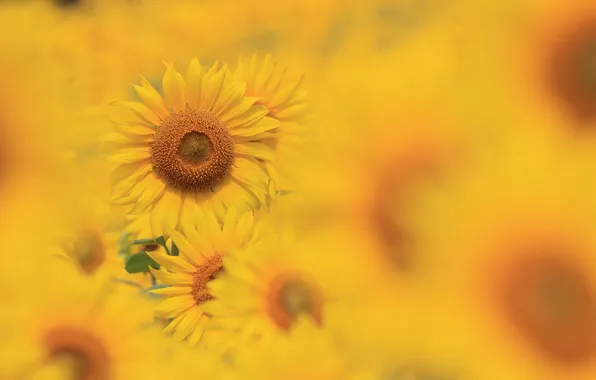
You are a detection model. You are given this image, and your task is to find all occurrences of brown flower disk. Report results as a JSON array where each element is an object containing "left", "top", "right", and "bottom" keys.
[
  {"left": 44, "top": 326, "right": 111, "bottom": 380},
  {"left": 548, "top": 17, "right": 596, "bottom": 122},
  {"left": 192, "top": 254, "right": 224, "bottom": 305},
  {"left": 267, "top": 273, "right": 324, "bottom": 331},
  {"left": 72, "top": 232, "right": 106, "bottom": 275},
  {"left": 151, "top": 109, "right": 235, "bottom": 192},
  {"left": 500, "top": 253, "right": 596, "bottom": 365}
]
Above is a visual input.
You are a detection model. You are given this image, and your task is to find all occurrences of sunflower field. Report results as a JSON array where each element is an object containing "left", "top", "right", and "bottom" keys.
[{"left": 2, "top": 1, "right": 596, "bottom": 379}]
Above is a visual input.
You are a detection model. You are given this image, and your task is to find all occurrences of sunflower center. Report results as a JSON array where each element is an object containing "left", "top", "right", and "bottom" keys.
[
  {"left": 151, "top": 109, "right": 235, "bottom": 192},
  {"left": 549, "top": 19, "right": 596, "bottom": 121},
  {"left": 43, "top": 326, "right": 110, "bottom": 380},
  {"left": 501, "top": 253, "right": 596, "bottom": 364},
  {"left": 178, "top": 132, "right": 212, "bottom": 164},
  {"left": 72, "top": 232, "right": 105, "bottom": 275},
  {"left": 267, "top": 274, "right": 324, "bottom": 331},
  {"left": 192, "top": 254, "right": 223, "bottom": 305},
  {"left": 370, "top": 148, "right": 442, "bottom": 269}
]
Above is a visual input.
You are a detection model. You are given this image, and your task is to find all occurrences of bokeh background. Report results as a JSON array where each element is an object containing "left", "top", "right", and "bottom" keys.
[{"left": 2, "top": 0, "right": 596, "bottom": 379}]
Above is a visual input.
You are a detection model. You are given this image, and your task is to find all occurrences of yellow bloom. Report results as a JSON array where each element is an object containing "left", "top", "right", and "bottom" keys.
[
  {"left": 233, "top": 318, "right": 350, "bottom": 380},
  {"left": 52, "top": 219, "right": 123, "bottom": 277},
  {"left": 233, "top": 54, "right": 309, "bottom": 195},
  {"left": 200, "top": 222, "right": 366, "bottom": 353},
  {"left": 108, "top": 59, "right": 280, "bottom": 236},
  {"left": 408, "top": 140, "right": 596, "bottom": 380},
  {"left": 235, "top": 53, "right": 308, "bottom": 123},
  {"left": 0, "top": 260, "right": 172, "bottom": 380},
  {"left": 145, "top": 210, "right": 263, "bottom": 345}
]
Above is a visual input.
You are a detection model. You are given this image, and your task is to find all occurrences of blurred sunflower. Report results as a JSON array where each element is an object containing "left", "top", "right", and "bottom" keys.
[
  {"left": 519, "top": 0, "right": 596, "bottom": 131},
  {"left": 145, "top": 210, "right": 264, "bottom": 345},
  {"left": 409, "top": 139, "right": 596, "bottom": 380},
  {"left": 233, "top": 54, "right": 309, "bottom": 195},
  {"left": 108, "top": 59, "right": 280, "bottom": 236},
  {"left": 200, "top": 224, "right": 362, "bottom": 352},
  {"left": 0, "top": 260, "right": 173, "bottom": 379},
  {"left": 232, "top": 318, "right": 350, "bottom": 380},
  {"left": 453, "top": 0, "right": 596, "bottom": 143}
]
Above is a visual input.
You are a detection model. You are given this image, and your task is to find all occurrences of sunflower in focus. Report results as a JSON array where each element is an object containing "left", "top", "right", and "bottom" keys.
[
  {"left": 410, "top": 139, "right": 596, "bottom": 380},
  {"left": 108, "top": 58, "right": 280, "bottom": 236},
  {"left": 145, "top": 210, "right": 265, "bottom": 346}
]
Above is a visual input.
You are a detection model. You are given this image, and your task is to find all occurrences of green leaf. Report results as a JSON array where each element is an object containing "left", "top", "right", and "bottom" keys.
[
  {"left": 125, "top": 252, "right": 160, "bottom": 274},
  {"left": 156, "top": 236, "right": 170, "bottom": 255},
  {"left": 130, "top": 238, "right": 160, "bottom": 246},
  {"left": 170, "top": 241, "right": 179, "bottom": 256}
]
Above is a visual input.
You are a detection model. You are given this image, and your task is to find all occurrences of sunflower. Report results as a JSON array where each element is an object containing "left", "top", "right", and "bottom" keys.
[
  {"left": 408, "top": 139, "right": 596, "bottom": 380},
  {"left": 291, "top": 100, "right": 466, "bottom": 287},
  {"left": 108, "top": 58, "right": 279, "bottom": 236},
  {"left": 51, "top": 219, "right": 122, "bottom": 277},
  {"left": 233, "top": 54, "right": 309, "bottom": 195},
  {"left": 0, "top": 258, "right": 175, "bottom": 380},
  {"left": 232, "top": 317, "right": 351, "bottom": 380},
  {"left": 451, "top": 0, "right": 596, "bottom": 142},
  {"left": 199, "top": 220, "right": 369, "bottom": 354},
  {"left": 518, "top": 0, "right": 596, "bottom": 130},
  {"left": 144, "top": 209, "right": 265, "bottom": 346}
]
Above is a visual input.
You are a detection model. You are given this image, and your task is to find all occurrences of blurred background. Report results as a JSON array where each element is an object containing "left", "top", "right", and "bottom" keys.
[{"left": 2, "top": 0, "right": 596, "bottom": 379}]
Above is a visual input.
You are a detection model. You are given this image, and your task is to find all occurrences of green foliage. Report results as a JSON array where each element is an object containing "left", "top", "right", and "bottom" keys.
[{"left": 125, "top": 252, "right": 160, "bottom": 274}]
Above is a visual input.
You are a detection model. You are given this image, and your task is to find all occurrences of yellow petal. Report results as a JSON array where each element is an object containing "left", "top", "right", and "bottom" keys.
[
  {"left": 187, "top": 314, "right": 209, "bottom": 345},
  {"left": 226, "top": 104, "right": 269, "bottom": 129},
  {"left": 100, "top": 132, "right": 150, "bottom": 146},
  {"left": 133, "top": 78, "right": 168, "bottom": 119},
  {"left": 150, "top": 189, "right": 182, "bottom": 236},
  {"left": 154, "top": 296, "right": 196, "bottom": 319},
  {"left": 199, "top": 300, "right": 237, "bottom": 317},
  {"left": 112, "top": 120, "right": 156, "bottom": 135},
  {"left": 172, "top": 307, "right": 202, "bottom": 341},
  {"left": 113, "top": 101, "right": 160, "bottom": 126},
  {"left": 235, "top": 142, "right": 275, "bottom": 161},
  {"left": 274, "top": 103, "right": 309, "bottom": 120},
  {"left": 235, "top": 211, "right": 255, "bottom": 245},
  {"left": 214, "top": 178, "right": 260, "bottom": 213},
  {"left": 108, "top": 147, "right": 151, "bottom": 164},
  {"left": 185, "top": 57, "right": 204, "bottom": 108},
  {"left": 111, "top": 161, "right": 152, "bottom": 186},
  {"left": 212, "top": 81, "right": 246, "bottom": 116},
  {"left": 149, "top": 267, "right": 193, "bottom": 286},
  {"left": 230, "top": 116, "right": 279, "bottom": 137},
  {"left": 254, "top": 54, "right": 275, "bottom": 93},
  {"left": 112, "top": 182, "right": 147, "bottom": 206},
  {"left": 164, "top": 314, "right": 184, "bottom": 334},
  {"left": 111, "top": 164, "right": 153, "bottom": 199},
  {"left": 232, "top": 157, "right": 268, "bottom": 190},
  {"left": 162, "top": 62, "right": 186, "bottom": 112},
  {"left": 165, "top": 224, "right": 203, "bottom": 262},
  {"left": 220, "top": 96, "right": 260, "bottom": 122},
  {"left": 129, "top": 179, "right": 167, "bottom": 214},
  {"left": 149, "top": 286, "right": 192, "bottom": 297},
  {"left": 269, "top": 75, "right": 304, "bottom": 108},
  {"left": 147, "top": 249, "right": 196, "bottom": 273},
  {"left": 201, "top": 65, "right": 227, "bottom": 111}
]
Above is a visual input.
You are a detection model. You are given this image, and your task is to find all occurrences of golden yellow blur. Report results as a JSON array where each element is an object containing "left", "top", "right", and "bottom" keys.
[{"left": 2, "top": 0, "right": 596, "bottom": 379}]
